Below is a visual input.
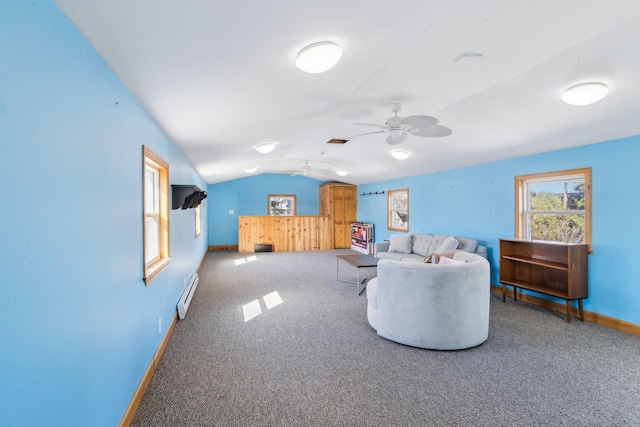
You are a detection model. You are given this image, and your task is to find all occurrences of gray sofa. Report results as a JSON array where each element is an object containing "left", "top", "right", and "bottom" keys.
[
  {"left": 374, "top": 232, "right": 487, "bottom": 262},
  {"left": 366, "top": 251, "right": 490, "bottom": 350}
]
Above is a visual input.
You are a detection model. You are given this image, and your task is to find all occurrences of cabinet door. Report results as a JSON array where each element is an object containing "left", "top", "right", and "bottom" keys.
[
  {"left": 343, "top": 186, "right": 357, "bottom": 224},
  {"left": 333, "top": 186, "right": 347, "bottom": 248},
  {"left": 333, "top": 186, "right": 357, "bottom": 248},
  {"left": 318, "top": 185, "right": 331, "bottom": 216}
]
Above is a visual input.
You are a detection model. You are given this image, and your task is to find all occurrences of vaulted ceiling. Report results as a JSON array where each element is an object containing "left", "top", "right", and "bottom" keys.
[{"left": 55, "top": 0, "right": 640, "bottom": 184}]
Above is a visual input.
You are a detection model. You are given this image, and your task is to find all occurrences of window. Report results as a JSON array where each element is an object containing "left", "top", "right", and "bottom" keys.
[
  {"left": 195, "top": 204, "right": 201, "bottom": 237},
  {"left": 387, "top": 188, "right": 409, "bottom": 232},
  {"left": 515, "top": 168, "right": 591, "bottom": 250},
  {"left": 143, "top": 146, "right": 170, "bottom": 284}
]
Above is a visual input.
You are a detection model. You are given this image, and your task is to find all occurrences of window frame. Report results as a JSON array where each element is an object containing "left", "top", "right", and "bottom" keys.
[
  {"left": 387, "top": 188, "right": 409, "bottom": 232},
  {"left": 515, "top": 167, "right": 591, "bottom": 251},
  {"left": 195, "top": 203, "right": 201, "bottom": 237},
  {"left": 143, "top": 146, "right": 170, "bottom": 284}
]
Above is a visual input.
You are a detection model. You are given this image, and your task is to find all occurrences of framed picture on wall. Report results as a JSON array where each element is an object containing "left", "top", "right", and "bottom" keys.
[
  {"left": 387, "top": 188, "right": 409, "bottom": 231},
  {"left": 268, "top": 194, "right": 296, "bottom": 216}
]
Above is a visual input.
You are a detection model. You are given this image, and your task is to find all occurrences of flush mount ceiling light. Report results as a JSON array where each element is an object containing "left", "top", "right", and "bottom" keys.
[
  {"left": 561, "top": 82, "right": 609, "bottom": 106},
  {"left": 335, "top": 169, "right": 348, "bottom": 177},
  {"left": 391, "top": 150, "right": 410, "bottom": 160},
  {"left": 255, "top": 143, "right": 276, "bottom": 154},
  {"left": 296, "top": 41, "right": 342, "bottom": 74},
  {"left": 245, "top": 167, "right": 258, "bottom": 174}
]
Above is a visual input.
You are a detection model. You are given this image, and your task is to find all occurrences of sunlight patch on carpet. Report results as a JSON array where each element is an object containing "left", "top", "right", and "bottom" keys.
[
  {"left": 242, "top": 299, "right": 262, "bottom": 321},
  {"left": 234, "top": 255, "right": 258, "bottom": 266},
  {"left": 263, "top": 291, "right": 283, "bottom": 310},
  {"left": 242, "top": 291, "right": 284, "bottom": 321}
]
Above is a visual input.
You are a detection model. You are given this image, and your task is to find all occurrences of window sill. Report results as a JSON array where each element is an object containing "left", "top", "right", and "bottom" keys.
[{"left": 144, "top": 257, "right": 170, "bottom": 285}]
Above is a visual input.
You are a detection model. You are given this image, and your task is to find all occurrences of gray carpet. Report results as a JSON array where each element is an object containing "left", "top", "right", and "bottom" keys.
[{"left": 132, "top": 250, "right": 640, "bottom": 426}]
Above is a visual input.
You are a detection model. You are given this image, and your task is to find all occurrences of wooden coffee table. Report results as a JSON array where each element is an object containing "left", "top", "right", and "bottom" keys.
[{"left": 336, "top": 254, "right": 379, "bottom": 295}]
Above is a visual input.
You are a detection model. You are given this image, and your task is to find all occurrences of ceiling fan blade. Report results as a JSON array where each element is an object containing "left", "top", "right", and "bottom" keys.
[
  {"left": 415, "top": 125, "right": 453, "bottom": 137},
  {"left": 346, "top": 130, "right": 389, "bottom": 139},
  {"left": 401, "top": 115, "right": 439, "bottom": 131},
  {"left": 354, "top": 122, "right": 389, "bottom": 129},
  {"left": 386, "top": 132, "right": 408, "bottom": 145}
]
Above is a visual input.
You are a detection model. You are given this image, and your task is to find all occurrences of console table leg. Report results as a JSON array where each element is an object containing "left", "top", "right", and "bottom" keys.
[
  {"left": 358, "top": 269, "right": 365, "bottom": 295},
  {"left": 502, "top": 284, "right": 506, "bottom": 302},
  {"left": 578, "top": 299, "right": 584, "bottom": 322},
  {"left": 565, "top": 300, "right": 572, "bottom": 323}
]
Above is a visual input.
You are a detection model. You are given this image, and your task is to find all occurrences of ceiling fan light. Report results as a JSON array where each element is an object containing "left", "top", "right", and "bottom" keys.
[
  {"left": 386, "top": 132, "right": 408, "bottom": 145},
  {"left": 245, "top": 167, "right": 258, "bottom": 174},
  {"left": 391, "top": 150, "right": 410, "bottom": 160},
  {"left": 562, "top": 82, "right": 609, "bottom": 106},
  {"left": 255, "top": 143, "right": 276, "bottom": 153},
  {"left": 335, "top": 169, "right": 348, "bottom": 176},
  {"left": 296, "top": 42, "right": 342, "bottom": 74}
]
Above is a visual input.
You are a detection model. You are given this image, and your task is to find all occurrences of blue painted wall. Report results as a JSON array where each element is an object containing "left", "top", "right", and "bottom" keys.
[
  {"left": 0, "top": 2, "right": 208, "bottom": 426},
  {"left": 208, "top": 173, "right": 325, "bottom": 245},
  {"left": 357, "top": 136, "right": 640, "bottom": 326}
]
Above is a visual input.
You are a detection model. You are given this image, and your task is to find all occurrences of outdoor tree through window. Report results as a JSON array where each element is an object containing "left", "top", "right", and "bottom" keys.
[{"left": 515, "top": 168, "right": 591, "bottom": 250}]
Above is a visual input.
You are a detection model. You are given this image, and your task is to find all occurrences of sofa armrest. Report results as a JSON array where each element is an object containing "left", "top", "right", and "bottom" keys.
[
  {"left": 474, "top": 245, "right": 488, "bottom": 259},
  {"left": 374, "top": 241, "right": 390, "bottom": 258},
  {"left": 375, "top": 257, "right": 490, "bottom": 349}
]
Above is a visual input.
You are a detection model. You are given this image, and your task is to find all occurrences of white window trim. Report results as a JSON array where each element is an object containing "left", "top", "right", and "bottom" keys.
[{"left": 515, "top": 167, "right": 591, "bottom": 251}]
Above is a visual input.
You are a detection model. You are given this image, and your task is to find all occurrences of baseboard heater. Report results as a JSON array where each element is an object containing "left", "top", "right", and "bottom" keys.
[{"left": 177, "top": 273, "right": 199, "bottom": 320}]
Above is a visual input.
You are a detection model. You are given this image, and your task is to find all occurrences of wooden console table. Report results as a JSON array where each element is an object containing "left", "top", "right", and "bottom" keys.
[{"left": 499, "top": 238, "right": 588, "bottom": 323}]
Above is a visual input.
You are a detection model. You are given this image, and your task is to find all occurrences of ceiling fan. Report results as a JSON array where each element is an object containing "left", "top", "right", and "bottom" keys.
[
  {"left": 284, "top": 160, "right": 334, "bottom": 176},
  {"left": 349, "top": 103, "right": 452, "bottom": 145}
]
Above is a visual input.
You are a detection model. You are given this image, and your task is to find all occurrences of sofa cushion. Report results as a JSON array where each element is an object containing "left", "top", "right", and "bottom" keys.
[
  {"left": 375, "top": 233, "right": 484, "bottom": 260},
  {"left": 424, "top": 249, "right": 462, "bottom": 264},
  {"left": 377, "top": 251, "right": 404, "bottom": 261},
  {"left": 400, "top": 255, "right": 425, "bottom": 262},
  {"left": 379, "top": 252, "right": 424, "bottom": 262},
  {"left": 455, "top": 237, "right": 478, "bottom": 253},
  {"left": 411, "top": 233, "right": 434, "bottom": 256},
  {"left": 438, "top": 236, "right": 459, "bottom": 252},
  {"left": 388, "top": 234, "right": 413, "bottom": 253},
  {"left": 427, "top": 234, "right": 452, "bottom": 254},
  {"left": 438, "top": 256, "right": 465, "bottom": 265}
]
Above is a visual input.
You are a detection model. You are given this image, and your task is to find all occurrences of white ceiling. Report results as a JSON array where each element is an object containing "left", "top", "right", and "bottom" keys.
[{"left": 55, "top": 0, "right": 640, "bottom": 185}]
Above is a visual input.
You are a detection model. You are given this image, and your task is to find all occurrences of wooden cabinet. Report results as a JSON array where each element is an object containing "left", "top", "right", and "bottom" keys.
[
  {"left": 319, "top": 183, "right": 357, "bottom": 249},
  {"left": 499, "top": 238, "right": 588, "bottom": 322}
]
